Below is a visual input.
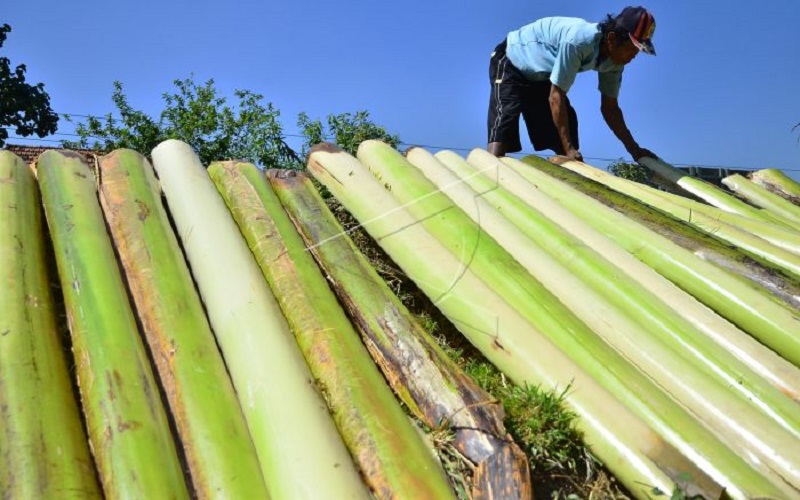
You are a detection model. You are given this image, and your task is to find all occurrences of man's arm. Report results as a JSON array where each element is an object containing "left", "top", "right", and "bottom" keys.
[
  {"left": 549, "top": 84, "right": 582, "bottom": 161},
  {"left": 600, "top": 94, "right": 656, "bottom": 161}
]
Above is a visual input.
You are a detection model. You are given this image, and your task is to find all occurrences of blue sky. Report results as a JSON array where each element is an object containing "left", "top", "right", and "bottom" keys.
[{"left": 4, "top": 1, "right": 800, "bottom": 178}]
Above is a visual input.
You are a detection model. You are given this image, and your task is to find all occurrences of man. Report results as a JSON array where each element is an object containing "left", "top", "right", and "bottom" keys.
[{"left": 487, "top": 6, "right": 657, "bottom": 162}]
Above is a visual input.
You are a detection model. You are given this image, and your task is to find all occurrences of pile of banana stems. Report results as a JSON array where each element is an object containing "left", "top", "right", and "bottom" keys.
[
  {"left": 307, "top": 141, "right": 800, "bottom": 499},
  {"left": 4, "top": 137, "right": 800, "bottom": 499},
  {"left": 1, "top": 142, "right": 531, "bottom": 499}
]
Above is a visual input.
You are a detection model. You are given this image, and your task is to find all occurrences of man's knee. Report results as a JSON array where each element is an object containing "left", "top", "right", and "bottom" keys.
[{"left": 487, "top": 142, "right": 507, "bottom": 157}]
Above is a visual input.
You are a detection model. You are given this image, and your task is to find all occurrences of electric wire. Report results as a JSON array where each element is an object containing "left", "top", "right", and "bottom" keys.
[{"left": 4, "top": 112, "right": 800, "bottom": 173}]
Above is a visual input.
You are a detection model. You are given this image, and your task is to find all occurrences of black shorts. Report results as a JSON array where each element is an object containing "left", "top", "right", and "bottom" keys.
[{"left": 487, "top": 40, "right": 579, "bottom": 154}]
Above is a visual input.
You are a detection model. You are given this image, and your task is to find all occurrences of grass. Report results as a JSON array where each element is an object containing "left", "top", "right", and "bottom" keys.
[{"left": 323, "top": 193, "right": 631, "bottom": 499}]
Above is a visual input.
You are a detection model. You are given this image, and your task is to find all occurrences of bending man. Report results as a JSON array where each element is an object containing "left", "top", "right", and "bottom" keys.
[{"left": 487, "top": 6, "right": 658, "bottom": 162}]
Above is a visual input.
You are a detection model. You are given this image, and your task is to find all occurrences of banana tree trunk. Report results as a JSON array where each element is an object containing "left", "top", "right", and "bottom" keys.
[
  {"left": 36, "top": 150, "right": 189, "bottom": 499},
  {"left": 267, "top": 168, "right": 532, "bottom": 500},
  {"left": 550, "top": 156, "right": 800, "bottom": 280},
  {"left": 97, "top": 149, "right": 269, "bottom": 498},
  {"left": 649, "top": 185, "right": 800, "bottom": 255},
  {"left": 751, "top": 168, "right": 800, "bottom": 205},
  {"left": 723, "top": 174, "right": 800, "bottom": 227},
  {"left": 308, "top": 142, "right": 789, "bottom": 499},
  {"left": 638, "top": 157, "right": 792, "bottom": 227},
  {"left": 150, "top": 140, "right": 368, "bottom": 500},
  {"left": 208, "top": 161, "right": 454, "bottom": 500},
  {"left": 0, "top": 151, "right": 101, "bottom": 499}
]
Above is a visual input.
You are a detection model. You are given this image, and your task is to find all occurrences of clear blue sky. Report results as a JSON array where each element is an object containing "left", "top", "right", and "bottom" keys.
[{"left": 5, "top": 1, "right": 800, "bottom": 178}]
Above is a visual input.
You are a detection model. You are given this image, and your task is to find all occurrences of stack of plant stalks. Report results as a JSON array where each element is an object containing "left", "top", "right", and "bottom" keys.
[
  {"left": 307, "top": 141, "right": 800, "bottom": 499},
  {"left": 421, "top": 148, "right": 800, "bottom": 431},
  {"left": 7, "top": 138, "right": 800, "bottom": 499},
  {"left": 209, "top": 160, "right": 479, "bottom": 499},
  {"left": 480, "top": 153, "right": 800, "bottom": 376},
  {"left": 555, "top": 158, "right": 800, "bottom": 276},
  {"left": 37, "top": 150, "right": 188, "bottom": 498},
  {"left": 2, "top": 140, "right": 541, "bottom": 499},
  {"left": 97, "top": 149, "right": 269, "bottom": 497},
  {"left": 514, "top": 155, "right": 800, "bottom": 311},
  {"left": 150, "top": 140, "right": 368, "bottom": 499},
  {"left": 266, "top": 167, "right": 532, "bottom": 499}
]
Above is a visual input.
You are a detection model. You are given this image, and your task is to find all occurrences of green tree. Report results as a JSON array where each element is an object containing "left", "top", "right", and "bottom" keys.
[
  {"left": 64, "top": 76, "right": 400, "bottom": 170},
  {"left": 608, "top": 158, "right": 650, "bottom": 184},
  {"left": 63, "top": 77, "right": 300, "bottom": 168},
  {"left": 0, "top": 24, "right": 59, "bottom": 147},
  {"left": 297, "top": 111, "right": 400, "bottom": 158}
]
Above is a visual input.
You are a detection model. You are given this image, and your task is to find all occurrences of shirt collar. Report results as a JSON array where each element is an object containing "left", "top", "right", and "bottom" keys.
[{"left": 594, "top": 28, "right": 606, "bottom": 67}]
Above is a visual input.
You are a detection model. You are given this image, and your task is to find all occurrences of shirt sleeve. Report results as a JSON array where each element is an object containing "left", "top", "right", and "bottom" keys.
[
  {"left": 550, "top": 42, "right": 582, "bottom": 92},
  {"left": 598, "top": 69, "right": 623, "bottom": 98}
]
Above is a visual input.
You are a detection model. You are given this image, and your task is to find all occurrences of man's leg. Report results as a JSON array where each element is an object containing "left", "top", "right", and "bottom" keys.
[
  {"left": 487, "top": 141, "right": 507, "bottom": 156},
  {"left": 521, "top": 81, "right": 580, "bottom": 155},
  {"left": 487, "top": 41, "right": 522, "bottom": 157}
]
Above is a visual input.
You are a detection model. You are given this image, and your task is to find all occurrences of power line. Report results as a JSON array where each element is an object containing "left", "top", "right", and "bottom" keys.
[
  {"left": 1, "top": 126, "right": 102, "bottom": 140},
  {"left": 4, "top": 136, "right": 63, "bottom": 144},
  {"left": 1, "top": 129, "right": 85, "bottom": 138}
]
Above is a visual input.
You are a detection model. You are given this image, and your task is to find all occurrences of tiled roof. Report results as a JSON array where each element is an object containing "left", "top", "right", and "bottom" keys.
[{"left": 4, "top": 143, "right": 100, "bottom": 168}]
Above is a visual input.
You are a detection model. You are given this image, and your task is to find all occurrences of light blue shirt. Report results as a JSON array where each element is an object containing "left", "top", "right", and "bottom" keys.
[{"left": 505, "top": 17, "right": 624, "bottom": 98}]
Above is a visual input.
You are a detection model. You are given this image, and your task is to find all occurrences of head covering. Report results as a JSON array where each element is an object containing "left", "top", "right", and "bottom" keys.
[{"left": 615, "top": 6, "right": 656, "bottom": 55}]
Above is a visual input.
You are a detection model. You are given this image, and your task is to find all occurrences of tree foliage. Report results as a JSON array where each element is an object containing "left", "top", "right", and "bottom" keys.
[
  {"left": 0, "top": 24, "right": 59, "bottom": 147},
  {"left": 63, "top": 78, "right": 300, "bottom": 168},
  {"left": 298, "top": 111, "right": 400, "bottom": 158},
  {"left": 608, "top": 158, "right": 651, "bottom": 184},
  {"left": 64, "top": 76, "right": 400, "bottom": 169}
]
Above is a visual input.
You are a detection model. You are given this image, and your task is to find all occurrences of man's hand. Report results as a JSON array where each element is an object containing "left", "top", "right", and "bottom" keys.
[
  {"left": 628, "top": 145, "right": 657, "bottom": 161},
  {"left": 565, "top": 147, "right": 584, "bottom": 162}
]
